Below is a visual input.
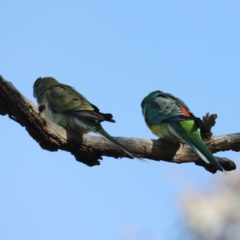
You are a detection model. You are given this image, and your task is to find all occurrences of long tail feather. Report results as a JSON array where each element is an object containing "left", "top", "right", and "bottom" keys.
[
  {"left": 97, "top": 127, "right": 140, "bottom": 159},
  {"left": 169, "top": 124, "right": 225, "bottom": 172},
  {"left": 73, "top": 118, "right": 142, "bottom": 160},
  {"left": 89, "top": 124, "right": 138, "bottom": 159}
]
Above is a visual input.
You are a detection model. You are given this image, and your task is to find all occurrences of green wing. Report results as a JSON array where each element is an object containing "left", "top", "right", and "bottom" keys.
[
  {"left": 144, "top": 94, "right": 187, "bottom": 125},
  {"left": 142, "top": 91, "right": 200, "bottom": 126},
  {"left": 46, "top": 84, "right": 114, "bottom": 122},
  {"left": 46, "top": 84, "right": 95, "bottom": 112}
]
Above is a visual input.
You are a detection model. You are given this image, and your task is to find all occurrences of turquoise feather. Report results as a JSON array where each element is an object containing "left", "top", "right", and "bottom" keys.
[{"left": 141, "top": 90, "right": 225, "bottom": 172}]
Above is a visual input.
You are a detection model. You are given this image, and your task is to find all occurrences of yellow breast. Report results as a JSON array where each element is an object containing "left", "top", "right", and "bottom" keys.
[{"left": 149, "top": 124, "right": 161, "bottom": 137}]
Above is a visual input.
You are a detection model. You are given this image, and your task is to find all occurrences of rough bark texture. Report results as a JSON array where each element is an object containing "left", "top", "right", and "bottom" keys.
[{"left": 0, "top": 76, "right": 239, "bottom": 173}]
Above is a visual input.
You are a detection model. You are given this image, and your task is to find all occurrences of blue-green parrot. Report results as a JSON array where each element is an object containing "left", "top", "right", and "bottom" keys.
[
  {"left": 141, "top": 90, "right": 225, "bottom": 172},
  {"left": 33, "top": 77, "right": 136, "bottom": 158}
]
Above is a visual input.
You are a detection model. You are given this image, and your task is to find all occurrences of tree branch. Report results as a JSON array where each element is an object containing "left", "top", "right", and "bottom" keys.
[{"left": 0, "top": 76, "right": 238, "bottom": 173}]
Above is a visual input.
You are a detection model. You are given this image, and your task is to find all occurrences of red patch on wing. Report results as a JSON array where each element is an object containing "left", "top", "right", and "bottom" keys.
[{"left": 179, "top": 105, "right": 191, "bottom": 117}]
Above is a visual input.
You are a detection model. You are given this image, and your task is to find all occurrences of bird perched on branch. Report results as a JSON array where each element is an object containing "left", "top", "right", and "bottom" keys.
[
  {"left": 33, "top": 77, "right": 136, "bottom": 159},
  {"left": 141, "top": 90, "right": 225, "bottom": 172}
]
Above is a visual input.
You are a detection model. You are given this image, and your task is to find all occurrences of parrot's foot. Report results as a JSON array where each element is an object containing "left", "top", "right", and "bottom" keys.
[{"left": 38, "top": 104, "right": 46, "bottom": 113}]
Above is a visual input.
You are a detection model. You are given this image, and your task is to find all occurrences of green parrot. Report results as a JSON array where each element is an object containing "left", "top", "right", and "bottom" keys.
[
  {"left": 33, "top": 77, "right": 136, "bottom": 159},
  {"left": 141, "top": 90, "right": 225, "bottom": 172}
]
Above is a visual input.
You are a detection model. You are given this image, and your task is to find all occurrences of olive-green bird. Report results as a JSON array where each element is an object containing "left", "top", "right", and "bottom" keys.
[
  {"left": 33, "top": 77, "right": 136, "bottom": 158},
  {"left": 141, "top": 90, "right": 225, "bottom": 172}
]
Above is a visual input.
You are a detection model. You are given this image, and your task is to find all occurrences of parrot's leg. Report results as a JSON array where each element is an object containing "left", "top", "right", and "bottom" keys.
[{"left": 38, "top": 104, "right": 46, "bottom": 113}]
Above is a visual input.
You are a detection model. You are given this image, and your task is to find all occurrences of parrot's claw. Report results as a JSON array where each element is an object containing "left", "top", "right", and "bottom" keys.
[{"left": 38, "top": 104, "right": 46, "bottom": 114}]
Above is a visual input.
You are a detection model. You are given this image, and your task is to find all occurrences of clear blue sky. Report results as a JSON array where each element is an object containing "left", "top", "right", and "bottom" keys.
[{"left": 0, "top": 1, "right": 239, "bottom": 239}]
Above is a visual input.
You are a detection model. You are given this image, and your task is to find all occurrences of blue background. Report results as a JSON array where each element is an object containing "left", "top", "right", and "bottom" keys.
[{"left": 0, "top": 1, "right": 239, "bottom": 239}]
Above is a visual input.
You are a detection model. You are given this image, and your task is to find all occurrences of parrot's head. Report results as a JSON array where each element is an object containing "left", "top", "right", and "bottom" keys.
[
  {"left": 141, "top": 90, "right": 163, "bottom": 116},
  {"left": 33, "top": 77, "right": 59, "bottom": 100}
]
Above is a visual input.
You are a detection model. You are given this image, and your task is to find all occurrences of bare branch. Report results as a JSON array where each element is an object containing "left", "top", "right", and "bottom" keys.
[{"left": 0, "top": 76, "right": 238, "bottom": 173}]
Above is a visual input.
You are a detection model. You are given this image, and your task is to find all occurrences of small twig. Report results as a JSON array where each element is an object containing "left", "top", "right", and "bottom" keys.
[{"left": 200, "top": 113, "right": 217, "bottom": 140}]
